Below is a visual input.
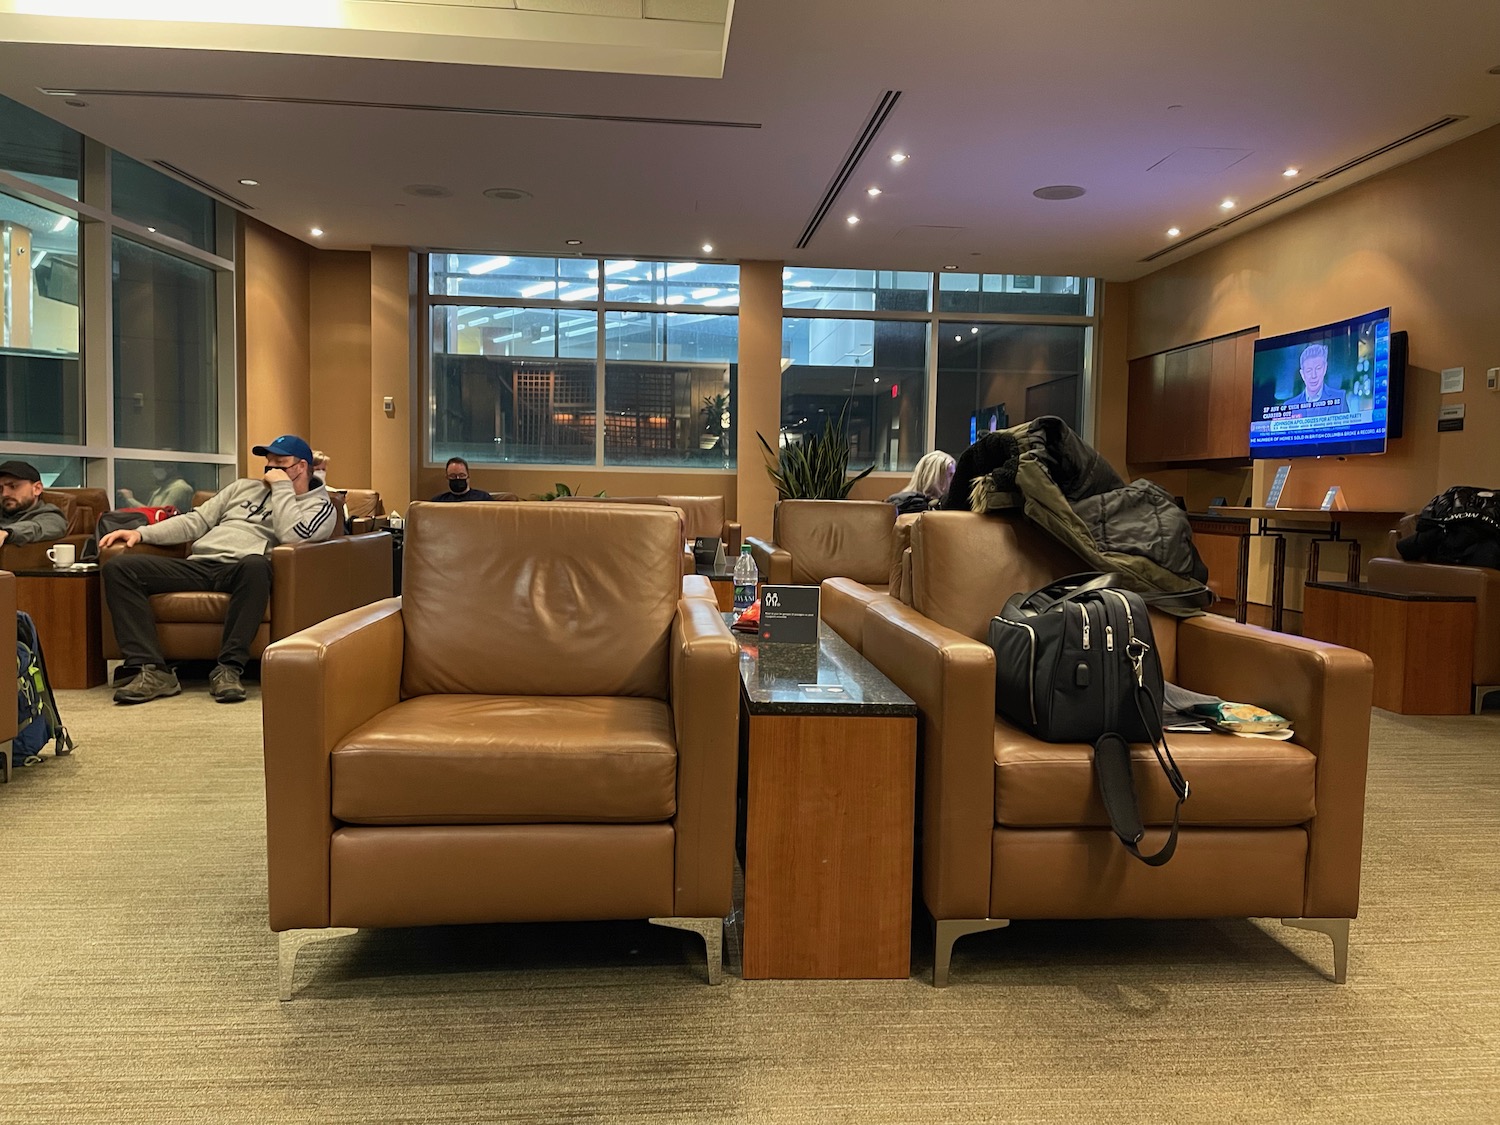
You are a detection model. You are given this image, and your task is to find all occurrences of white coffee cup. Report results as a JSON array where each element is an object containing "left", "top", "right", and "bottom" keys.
[{"left": 47, "top": 543, "right": 76, "bottom": 568}]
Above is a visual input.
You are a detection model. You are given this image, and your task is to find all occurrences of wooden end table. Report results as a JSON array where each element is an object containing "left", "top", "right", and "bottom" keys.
[
  {"left": 735, "top": 619, "right": 917, "bottom": 979},
  {"left": 15, "top": 567, "right": 107, "bottom": 689},
  {"left": 1302, "top": 580, "right": 1475, "bottom": 715}
]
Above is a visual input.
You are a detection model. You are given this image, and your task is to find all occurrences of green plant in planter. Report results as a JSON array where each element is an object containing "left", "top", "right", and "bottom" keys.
[
  {"left": 530, "top": 483, "right": 607, "bottom": 501},
  {"left": 756, "top": 408, "right": 875, "bottom": 500}
]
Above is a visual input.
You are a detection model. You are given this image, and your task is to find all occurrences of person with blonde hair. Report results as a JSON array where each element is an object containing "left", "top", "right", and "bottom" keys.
[{"left": 886, "top": 449, "right": 956, "bottom": 514}]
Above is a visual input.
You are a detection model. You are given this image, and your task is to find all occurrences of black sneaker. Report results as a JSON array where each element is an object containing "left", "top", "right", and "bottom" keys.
[
  {"left": 209, "top": 664, "right": 247, "bottom": 704},
  {"left": 113, "top": 665, "right": 182, "bottom": 705}
]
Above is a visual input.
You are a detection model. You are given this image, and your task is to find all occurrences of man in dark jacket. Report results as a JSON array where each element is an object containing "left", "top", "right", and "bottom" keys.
[
  {"left": 0, "top": 460, "right": 68, "bottom": 549},
  {"left": 430, "top": 457, "right": 493, "bottom": 502}
]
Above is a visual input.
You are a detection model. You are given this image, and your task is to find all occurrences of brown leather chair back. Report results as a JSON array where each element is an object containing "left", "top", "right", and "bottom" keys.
[
  {"left": 39, "top": 490, "right": 83, "bottom": 535},
  {"left": 774, "top": 500, "right": 895, "bottom": 586},
  {"left": 191, "top": 489, "right": 216, "bottom": 511},
  {"left": 660, "top": 495, "right": 725, "bottom": 541},
  {"left": 400, "top": 502, "right": 682, "bottom": 700},
  {"left": 343, "top": 489, "right": 384, "bottom": 519}
]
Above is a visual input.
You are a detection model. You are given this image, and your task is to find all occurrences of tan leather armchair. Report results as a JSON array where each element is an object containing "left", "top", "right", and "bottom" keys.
[
  {"left": 100, "top": 532, "right": 393, "bottom": 663},
  {"left": 1369, "top": 516, "right": 1500, "bottom": 711},
  {"left": 746, "top": 499, "right": 897, "bottom": 591},
  {"left": 0, "top": 487, "right": 109, "bottom": 572},
  {"left": 0, "top": 571, "right": 17, "bottom": 783},
  {"left": 833, "top": 511, "right": 1374, "bottom": 986},
  {"left": 263, "top": 502, "right": 741, "bottom": 999}
]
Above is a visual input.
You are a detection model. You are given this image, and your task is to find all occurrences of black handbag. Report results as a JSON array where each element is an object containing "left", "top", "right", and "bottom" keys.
[{"left": 988, "top": 573, "right": 1190, "bottom": 866}]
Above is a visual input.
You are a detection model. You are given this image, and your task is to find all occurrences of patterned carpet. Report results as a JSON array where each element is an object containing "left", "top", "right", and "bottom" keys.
[{"left": 1, "top": 680, "right": 1497, "bottom": 1124}]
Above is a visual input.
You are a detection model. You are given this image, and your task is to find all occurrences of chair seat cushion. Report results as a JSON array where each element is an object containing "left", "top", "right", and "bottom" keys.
[
  {"left": 332, "top": 695, "right": 678, "bottom": 825},
  {"left": 994, "top": 721, "right": 1316, "bottom": 828},
  {"left": 150, "top": 591, "right": 271, "bottom": 624}
]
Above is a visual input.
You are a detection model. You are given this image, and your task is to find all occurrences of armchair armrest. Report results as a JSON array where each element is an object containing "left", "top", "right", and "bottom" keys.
[
  {"left": 263, "top": 598, "right": 405, "bottom": 931},
  {"left": 0, "top": 533, "right": 93, "bottom": 573},
  {"left": 721, "top": 520, "right": 743, "bottom": 555},
  {"left": 746, "top": 536, "right": 791, "bottom": 585},
  {"left": 1176, "top": 614, "right": 1373, "bottom": 918},
  {"left": 269, "top": 532, "right": 394, "bottom": 640},
  {"left": 820, "top": 577, "right": 890, "bottom": 653},
  {"left": 863, "top": 598, "right": 996, "bottom": 920},
  {"left": 668, "top": 596, "right": 741, "bottom": 917}
]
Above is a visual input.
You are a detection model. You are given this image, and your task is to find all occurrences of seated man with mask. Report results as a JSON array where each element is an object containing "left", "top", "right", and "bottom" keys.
[
  {"left": 430, "top": 456, "right": 493, "bottom": 502},
  {"left": 99, "top": 435, "right": 336, "bottom": 705}
]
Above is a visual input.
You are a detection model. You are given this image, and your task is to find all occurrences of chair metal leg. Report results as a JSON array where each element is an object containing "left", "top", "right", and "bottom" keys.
[
  {"left": 1475, "top": 684, "right": 1500, "bottom": 714},
  {"left": 648, "top": 916, "right": 724, "bottom": 985},
  {"left": 278, "top": 927, "right": 359, "bottom": 1001},
  {"left": 932, "top": 918, "right": 1010, "bottom": 987},
  {"left": 1281, "top": 918, "right": 1350, "bottom": 984}
]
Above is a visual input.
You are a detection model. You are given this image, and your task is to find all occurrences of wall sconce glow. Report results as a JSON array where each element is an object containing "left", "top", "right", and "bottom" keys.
[
  {"left": 1167, "top": 227, "right": 1180, "bottom": 237},
  {"left": 15, "top": 0, "right": 343, "bottom": 26},
  {"left": 310, "top": 227, "right": 324, "bottom": 237},
  {"left": 846, "top": 214, "right": 860, "bottom": 225},
  {"left": 890, "top": 153, "right": 909, "bottom": 164},
  {"left": 1283, "top": 167, "right": 1299, "bottom": 177},
  {"left": 866, "top": 187, "right": 882, "bottom": 197},
  {"left": 1219, "top": 199, "right": 1235, "bottom": 210}
]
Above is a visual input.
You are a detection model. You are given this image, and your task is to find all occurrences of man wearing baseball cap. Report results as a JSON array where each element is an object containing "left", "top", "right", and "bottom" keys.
[
  {"left": 0, "top": 460, "right": 69, "bottom": 550},
  {"left": 99, "top": 435, "right": 335, "bottom": 705}
]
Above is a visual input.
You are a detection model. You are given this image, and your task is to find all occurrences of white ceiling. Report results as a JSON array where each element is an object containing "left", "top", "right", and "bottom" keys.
[{"left": 1, "top": 0, "right": 1499, "bottom": 280}]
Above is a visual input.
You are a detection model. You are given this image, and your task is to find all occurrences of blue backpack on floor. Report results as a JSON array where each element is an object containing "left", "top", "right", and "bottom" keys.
[{"left": 14, "top": 611, "right": 74, "bottom": 768}]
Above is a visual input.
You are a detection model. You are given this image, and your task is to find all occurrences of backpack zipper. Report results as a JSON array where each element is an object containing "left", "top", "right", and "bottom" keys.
[{"left": 1079, "top": 603, "right": 1090, "bottom": 649}]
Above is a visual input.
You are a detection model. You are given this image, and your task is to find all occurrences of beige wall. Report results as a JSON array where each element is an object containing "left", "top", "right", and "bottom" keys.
[
  {"left": 309, "top": 251, "right": 373, "bottom": 488},
  {"left": 241, "top": 219, "right": 310, "bottom": 467},
  {"left": 734, "top": 259, "right": 784, "bottom": 541},
  {"left": 369, "top": 246, "right": 415, "bottom": 511},
  {"left": 1094, "top": 278, "right": 1131, "bottom": 472}
]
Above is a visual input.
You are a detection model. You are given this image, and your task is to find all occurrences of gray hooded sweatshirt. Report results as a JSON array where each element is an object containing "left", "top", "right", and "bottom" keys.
[
  {"left": 0, "top": 498, "right": 69, "bottom": 545},
  {"left": 139, "top": 478, "right": 335, "bottom": 562}
]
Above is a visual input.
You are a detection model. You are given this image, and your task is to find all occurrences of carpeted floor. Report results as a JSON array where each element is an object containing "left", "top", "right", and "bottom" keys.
[{"left": 2, "top": 680, "right": 1497, "bottom": 1124}]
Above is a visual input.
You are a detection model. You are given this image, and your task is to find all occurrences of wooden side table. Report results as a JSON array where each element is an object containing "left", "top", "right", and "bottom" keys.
[
  {"left": 736, "top": 621, "right": 917, "bottom": 979},
  {"left": 1302, "top": 581, "right": 1474, "bottom": 715},
  {"left": 15, "top": 567, "right": 106, "bottom": 689}
]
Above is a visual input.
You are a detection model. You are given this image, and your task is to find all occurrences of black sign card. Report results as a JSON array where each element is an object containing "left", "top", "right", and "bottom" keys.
[
  {"left": 692, "top": 537, "right": 724, "bottom": 569},
  {"left": 758, "top": 584, "right": 820, "bottom": 644}
]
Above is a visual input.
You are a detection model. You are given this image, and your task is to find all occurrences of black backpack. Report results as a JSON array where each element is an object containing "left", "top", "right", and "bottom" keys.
[{"left": 988, "top": 573, "right": 1189, "bottom": 866}]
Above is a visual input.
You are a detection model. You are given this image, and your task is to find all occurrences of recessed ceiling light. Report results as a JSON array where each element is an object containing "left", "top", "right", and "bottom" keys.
[
  {"left": 64, "top": 100, "right": 87, "bottom": 108},
  {"left": 866, "top": 187, "right": 882, "bottom": 197},
  {"left": 942, "top": 264, "right": 958, "bottom": 271},
  {"left": 701, "top": 243, "right": 714, "bottom": 253},
  {"left": 565, "top": 239, "right": 582, "bottom": 246},
  {"left": 1488, "top": 64, "right": 1500, "bottom": 75},
  {"left": 482, "top": 187, "right": 532, "bottom": 202},
  {"left": 310, "top": 227, "right": 325, "bottom": 237},
  {"left": 1283, "top": 167, "right": 1299, "bottom": 177},
  {"left": 1033, "top": 185, "right": 1086, "bottom": 201},
  {"left": 890, "top": 152, "right": 909, "bottom": 164},
  {"left": 1220, "top": 199, "right": 1236, "bottom": 210},
  {"left": 238, "top": 178, "right": 259, "bottom": 187},
  {"left": 1167, "top": 227, "right": 1181, "bottom": 237},
  {"left": 846, "top": 214, "right": 860, "bottom": 225}
]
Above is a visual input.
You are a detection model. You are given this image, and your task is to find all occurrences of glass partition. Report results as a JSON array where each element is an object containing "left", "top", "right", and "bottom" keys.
[{"left": 1, "top": 192, "right": 82, "bottom": 443}]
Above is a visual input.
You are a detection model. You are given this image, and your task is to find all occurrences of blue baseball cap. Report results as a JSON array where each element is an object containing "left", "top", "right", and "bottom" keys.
[{"left": 252, "top": 435, "right": 315, "bottom": 465}]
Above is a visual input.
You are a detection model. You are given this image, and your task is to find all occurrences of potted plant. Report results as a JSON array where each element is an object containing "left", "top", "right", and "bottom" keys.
[{"left": 756, "top": 407, "right": 874, "bottom": 500}]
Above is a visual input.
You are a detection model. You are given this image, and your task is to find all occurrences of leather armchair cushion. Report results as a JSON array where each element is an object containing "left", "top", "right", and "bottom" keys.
[
  {"left": 660, "top": 495, "right": 725, "bottom": 541},
  {"left": 343, "top": 489, "right": 384, "bottom": 519},
  {"left": 775, "top": 500, "right": 896, "bottom": 586},
  {"left": 332, "top": 695, "right": 677, "bottom": 825},
  {"left": 994, "top": 723, "right": 1317, "bottom": 828},
  {"left": 151, "top": 590, "right": 272, "bottom": 624}
]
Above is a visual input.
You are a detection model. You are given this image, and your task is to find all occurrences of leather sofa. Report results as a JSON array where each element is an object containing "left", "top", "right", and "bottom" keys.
[
  {"left": 828, "top": 511, "right": 1375, "bottom": 986},
  {"left": 1368, "top": 516, "right": 1500, "bottom": 712},
  {"left": 747, "top": 499, "right": 897, "bottom": 592},
  {"left": 558, "top": 494, "right": 739, "bottom": 574},
  {"left": 100, "top": 531, "right": 394, "bottom": 664},
  {"left": 263, "top": 502, "right": 741, "bottom": 999},
  {"left": 0, "top": 487, "right": 109, "bottom": 572}
]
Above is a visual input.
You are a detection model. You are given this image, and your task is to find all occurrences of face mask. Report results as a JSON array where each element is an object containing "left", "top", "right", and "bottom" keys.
[{"left": 448, "top": 478, "right": 469, "bottom": 495}]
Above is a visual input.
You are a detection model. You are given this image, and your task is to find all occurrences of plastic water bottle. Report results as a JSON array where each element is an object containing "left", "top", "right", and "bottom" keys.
[{"left": 732, "top": 544, "right": 757, "bottom": 613}]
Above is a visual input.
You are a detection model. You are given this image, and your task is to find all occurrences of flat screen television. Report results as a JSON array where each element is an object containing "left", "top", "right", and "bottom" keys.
[
  {"left": 1249, "top": 308, "right": 1405, "bottom": 459},
  {"left": 968, "top": 403, "right": 1009, "bottom": 445}
]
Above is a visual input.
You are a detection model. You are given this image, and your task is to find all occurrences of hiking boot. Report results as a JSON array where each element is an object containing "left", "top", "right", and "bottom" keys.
[
  {"left": 113, "top": 665, "right": 181, "bottom": 705},
  {"left": 209, "top": 664, "right": 247, "bottom": 704}
]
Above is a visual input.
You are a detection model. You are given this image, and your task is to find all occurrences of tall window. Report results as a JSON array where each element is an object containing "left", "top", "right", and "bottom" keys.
[
  {"left": 0, "top": 93, "right": 236, "bottom": 502},
  {"left": 780, "top": 269, "right": 1094, "bottom": 472},
  {"left": 427, "top": 254, "right": 739, "bottom": 469}
]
